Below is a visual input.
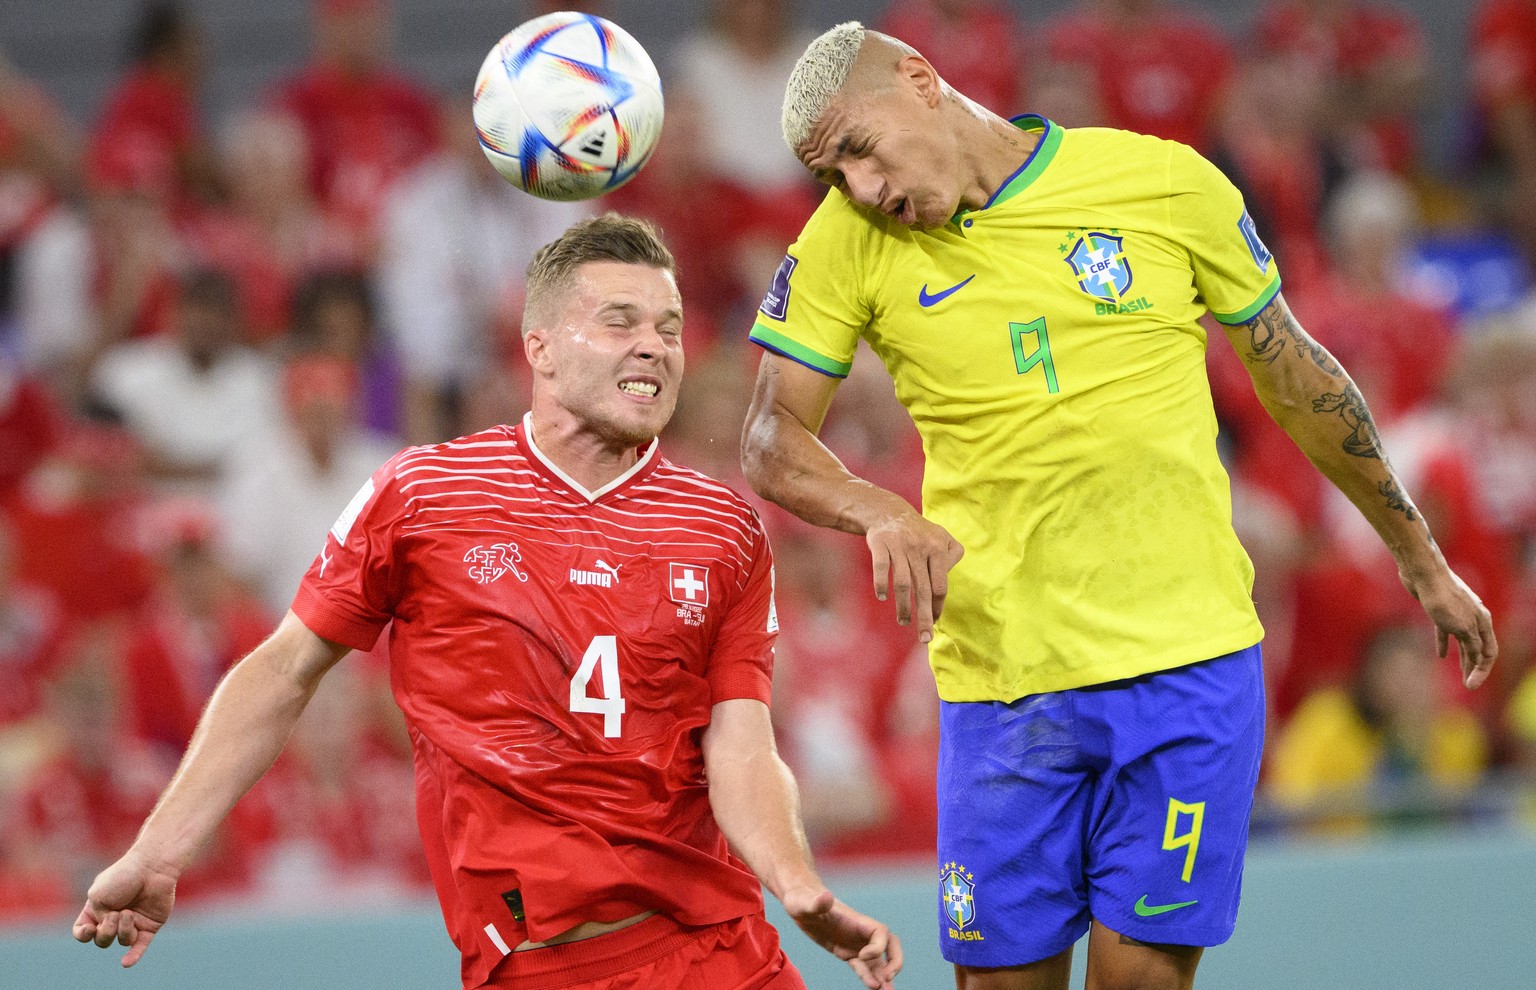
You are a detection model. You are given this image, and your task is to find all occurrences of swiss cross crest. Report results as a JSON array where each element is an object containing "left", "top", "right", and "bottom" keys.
[
  {"left": 1065, "top": 232, "right": 1133, "bottom": 303},
  {"left": 464, "top": 543, "right": 529, "bottom": 585},
  {"left": 669, "top": 563, "right": 709, "bottom": 607}
]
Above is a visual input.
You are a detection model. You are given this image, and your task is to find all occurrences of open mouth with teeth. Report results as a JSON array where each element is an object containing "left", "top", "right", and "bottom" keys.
[{"left": 618, "top": 379, "right": 659, "bottom": 398}]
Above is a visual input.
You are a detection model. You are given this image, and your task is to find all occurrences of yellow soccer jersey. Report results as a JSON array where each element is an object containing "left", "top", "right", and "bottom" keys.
[{"left": 750, "top": 116, "right": 1274, "bottom": 703}]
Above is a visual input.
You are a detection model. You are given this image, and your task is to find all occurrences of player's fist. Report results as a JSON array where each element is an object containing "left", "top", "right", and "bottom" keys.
[
  {"left": 865, "top": 503, "right": 964, "bottom": 645},
  {"left": 72, "top": 851, "right": 177, "bottom": 968},
  {"left": 782, "top": 885, "right": 903, "bottom": 990}
]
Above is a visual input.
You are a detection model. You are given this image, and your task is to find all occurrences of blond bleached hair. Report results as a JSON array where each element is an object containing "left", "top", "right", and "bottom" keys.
[{"left": 781, "top": 21, "right": 867, "bottom": 153}]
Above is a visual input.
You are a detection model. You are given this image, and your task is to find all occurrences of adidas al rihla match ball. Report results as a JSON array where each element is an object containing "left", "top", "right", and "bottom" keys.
[{"left": 473, "top": 11, "right": 663, "bottom": 201}]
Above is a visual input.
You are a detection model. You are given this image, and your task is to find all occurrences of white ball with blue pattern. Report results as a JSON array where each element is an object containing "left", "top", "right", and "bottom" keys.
[{"left": 472, "top": 12, "right": 664, "bottom": 202}]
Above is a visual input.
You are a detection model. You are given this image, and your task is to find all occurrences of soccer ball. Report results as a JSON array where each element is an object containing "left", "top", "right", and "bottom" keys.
[{"left": 472, "top": 12, "right": 664, "bottom": 201}]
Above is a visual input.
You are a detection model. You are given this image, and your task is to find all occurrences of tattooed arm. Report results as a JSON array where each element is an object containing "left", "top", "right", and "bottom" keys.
[{"left": 1222, "top": 292, "right": 1497, "bottom": 688}]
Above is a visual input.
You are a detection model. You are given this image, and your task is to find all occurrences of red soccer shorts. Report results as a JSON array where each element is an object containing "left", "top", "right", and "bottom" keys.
[{"left": 481, "top": 911, "right": 807, "bottom": 990}]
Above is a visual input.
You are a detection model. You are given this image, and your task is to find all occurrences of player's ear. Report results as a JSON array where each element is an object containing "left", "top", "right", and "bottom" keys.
[
  {"left": 524, "top": 328, "right": 554, "bottom": 375},
  {"left": 898, "top": 54, "right": 942, "bottom": 107}
]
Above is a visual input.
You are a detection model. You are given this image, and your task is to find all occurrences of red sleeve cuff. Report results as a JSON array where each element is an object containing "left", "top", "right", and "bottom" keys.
[
  {"left": 708, "top": 656, "right": 773, "bottom": 706},
  {"left": 290, "top": 583, "right": 387, "bottom": 653}
]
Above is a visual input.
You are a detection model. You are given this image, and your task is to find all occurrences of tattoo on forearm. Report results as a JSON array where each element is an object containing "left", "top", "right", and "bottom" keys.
[
  {"left": 1242, "top": 308, "right": 1286, "bottom": 364},
  {"left": 1240, "top": 300, "right": 1423, "bottom": 527},
  {"left": 1239, "top": 304, "right": 1342, "bottom": 374},
  {"left": 1312, "top": 385, "right": 1383, "bottom": 459},
  {"left": 1378, "top": 480, "right": 1419, "bottom": 521}
]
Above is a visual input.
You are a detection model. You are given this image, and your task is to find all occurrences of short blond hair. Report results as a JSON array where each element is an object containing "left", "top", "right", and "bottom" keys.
[
  {"left": 781, "top": 21, "right": 866, "bottom": 153},
  {"left": 523, "top": 213, "right": 675, "bottom": 335}
]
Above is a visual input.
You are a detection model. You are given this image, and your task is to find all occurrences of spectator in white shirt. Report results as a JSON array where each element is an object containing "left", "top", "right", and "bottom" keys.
[
  {"left": 217, "top": 354, "right": 395, "bottom": 614},
  {"left": 90, "top": 269, "right": 277, "bottom": 494},
  {"left": 377, "top": 97, "right": 587, "bottom": 444}
]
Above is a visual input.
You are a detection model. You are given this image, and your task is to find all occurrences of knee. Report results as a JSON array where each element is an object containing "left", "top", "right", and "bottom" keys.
[{"left": 1085, "top": 942, "right": 1202, "bottom": 990}]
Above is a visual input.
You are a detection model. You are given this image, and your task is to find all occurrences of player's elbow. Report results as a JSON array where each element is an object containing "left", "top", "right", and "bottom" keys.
[{"left": 739, "top": 408, "right": 781, "bottom": 501}]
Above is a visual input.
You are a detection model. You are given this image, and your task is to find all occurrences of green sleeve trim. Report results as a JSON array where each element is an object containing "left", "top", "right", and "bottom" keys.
[
  {"left": 1211, "top": 273, "right": 1283, "bottom": 325},
  {"left": 748, "top": 321, "right": 854, "bottom": 378}
]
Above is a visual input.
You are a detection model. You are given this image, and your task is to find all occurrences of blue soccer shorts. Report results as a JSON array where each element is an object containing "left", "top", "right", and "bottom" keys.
[{"left": 935, "top": 644, "right": 1265, "bottom": 967}]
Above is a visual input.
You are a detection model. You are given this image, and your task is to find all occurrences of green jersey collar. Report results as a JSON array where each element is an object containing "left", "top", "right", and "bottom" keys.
[{"left": 982, "top": 115, "right": 1061, "bottom": 211}]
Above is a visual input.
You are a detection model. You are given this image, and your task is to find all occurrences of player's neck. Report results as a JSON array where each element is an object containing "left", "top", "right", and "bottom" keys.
[
  {"left": 954, "top": 103, "right": 1044, "bottom": 215},
  {"left": 524, "top": 409, "right": 649, "bottom": 496}
]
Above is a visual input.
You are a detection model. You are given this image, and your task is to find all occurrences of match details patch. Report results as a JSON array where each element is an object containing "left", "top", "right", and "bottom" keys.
[
  {"left": 1238, "top": 210, "right": 1272, "bottom": 274},
  {"left": 759, "top": 254, "right": 798, "bottom": 321}
]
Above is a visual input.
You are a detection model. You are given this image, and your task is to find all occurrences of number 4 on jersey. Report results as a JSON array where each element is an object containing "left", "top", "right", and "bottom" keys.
[{"left": 570, "top": 635, "right": 626, "bottom": 737}]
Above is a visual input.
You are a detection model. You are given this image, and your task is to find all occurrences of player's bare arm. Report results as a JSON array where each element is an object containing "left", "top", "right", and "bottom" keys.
[
  {"left": 71, "top": 611, "right": 351, "bottom": 966},
  {"left": 1223, "top": 292, "right": 1497, "bottom": 686},
  {"left": 742, "top": 351, "right": 963, "bottom": 642},
  {"left": 702, "top": 697, "right": 902, "bottom": 989}
]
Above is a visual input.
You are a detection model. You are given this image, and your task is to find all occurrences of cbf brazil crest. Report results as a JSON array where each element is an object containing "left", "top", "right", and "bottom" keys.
[
  {"left": 941, "top": 862, "right": 983, "bottom": 939},
  {"left": 1065, "top": 231, "right": 1133, "bottom": 303}
]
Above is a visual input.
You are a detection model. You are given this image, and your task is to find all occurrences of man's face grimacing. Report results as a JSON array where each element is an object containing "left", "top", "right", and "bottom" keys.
[
  {"left": 531, "top": 261, "right": 684, "bottom": 447},
  {"left": 797, "top": 58, "right": 960, "bottom": 229}
]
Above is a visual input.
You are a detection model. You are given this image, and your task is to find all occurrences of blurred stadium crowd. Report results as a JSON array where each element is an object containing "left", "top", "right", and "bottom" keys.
[{"left": 3, "top": 0, "right": 1536, "bottom": 921}]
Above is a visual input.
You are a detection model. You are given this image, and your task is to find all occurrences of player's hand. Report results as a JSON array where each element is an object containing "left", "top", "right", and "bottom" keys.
[
  {"left": 1399, "top": 564, "right": 1497, "bottom": 689},
  {"left": 865, "top": 506, "right": 964, "bottom": 645},
  {"left": 71, "top": 851, "right": 177, "bottom": 968},
  {"left": 782, "top": 885, "right": 902, "bottom": 989}
]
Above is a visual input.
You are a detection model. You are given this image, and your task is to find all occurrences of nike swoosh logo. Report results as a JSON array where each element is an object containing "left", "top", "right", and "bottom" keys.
[
  {"left": 1134, "top": 895, "right": 1199, "bottom": 917},
  {"left": 918, "top": 274, "right": 975, "bottom": 307}
]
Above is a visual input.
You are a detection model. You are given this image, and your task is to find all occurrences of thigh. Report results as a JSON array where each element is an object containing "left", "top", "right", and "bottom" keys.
[
  {"left": 937, "top": 694, "right": 1093, "bottom": 969},
  {"left": 954, "top": 946, "right": 1075, "bottom": 990},
  {"left": 1083, "top": 645, "right": 1266, "bottom": 948},
  {"left": 1084, "top": 919, "right": 1202, "bottom": 990}
]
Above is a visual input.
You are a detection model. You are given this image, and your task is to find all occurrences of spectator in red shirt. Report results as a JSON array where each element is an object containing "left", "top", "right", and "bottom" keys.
[
  {"left": 1209, "top": 52, "right": 1337, "bottom": 295},
  {"left": 1256, "top": 0, "right": 1429, "bottom": 175},
  {"left": 9, "top": 623, "right": 255, "bottom": 909},
  {"left": 1473, "top": 0, "right": 1536, "bottom": 261},
  {"left": 0, "top": 509, "right": 67, "bottom": 730},
  {"left": 4, "top": 423, "right": 155, "bottom": 622},
  {"left": 1042, "top": 0, "right": 1234, "bottom": 152},
  {"left": 6, "top": 628, "right": 162, "bottom": 912},
  {"left": 1288, "top": 171, "right": 1455, "bottom": 423},
  {"left": 879, "top": 0, "right": 1024, "bottom": 115},
  {"left": 0, "top": 356, "right": 62, "bottom": 500},
  {"left": 268, "top": 0, "right": 440, "bottom": 259},
  {"left": 121, "top": 499, "right": 272, "bottom": 755},
  {"left": 240, "top": 663, "right": 428, "bottom": 899},
  {"left": 183, "top": 109, "right": 354, "bottom": 343},
  {"left": 87, "top": 2, "right": 217, "bottom": 215}
]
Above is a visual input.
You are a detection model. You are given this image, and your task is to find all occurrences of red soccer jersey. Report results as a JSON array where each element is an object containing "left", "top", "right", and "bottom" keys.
[
  {"left": 269, "top": 64, "right": 439, "bottom": 245},
  {"left": 1045, "top": 6, "right": 1234, "bottom": 152},
  {"left": 86, "top": 66, "right": 197, "bottom": 203},
  {"left": 291, "top": 417, "right": 777, "bottom": 989},
  {"left": 1257, "top": 1, "right": 1425, "bottom": 172},
  {"left": 1475, "top": 0, "right": 1536, "bottom": 112}
]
